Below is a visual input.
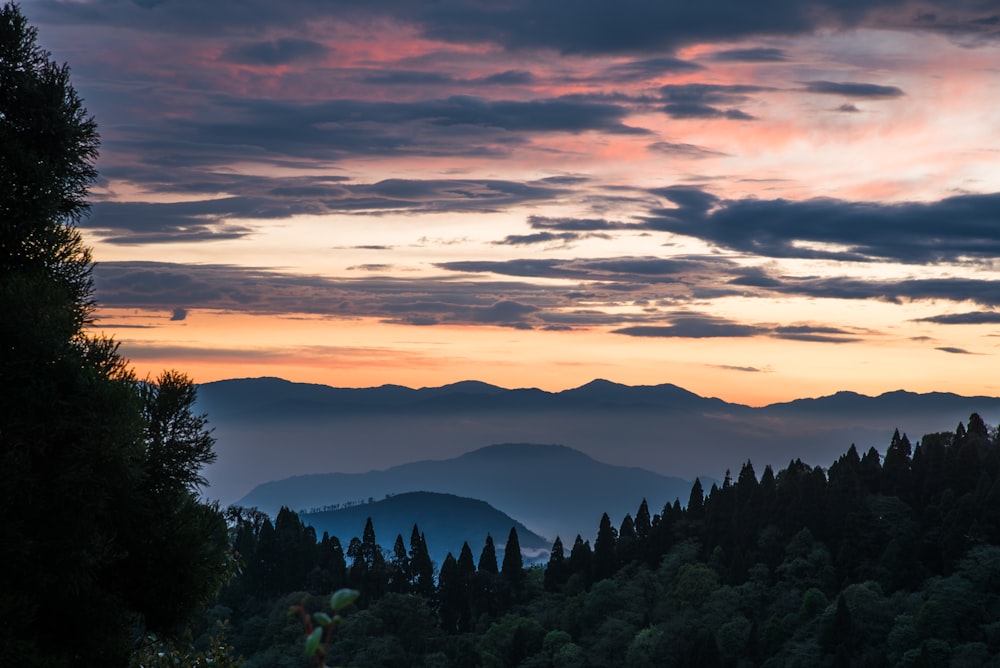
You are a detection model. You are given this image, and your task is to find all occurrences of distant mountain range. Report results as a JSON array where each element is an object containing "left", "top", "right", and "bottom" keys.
[
  {"left": 197, "top": 377, "right": 735, "bottom": 420},
  {"left": 198, "top": 377, "right": 1000, "bottom": 536},
  {"left": 239, "top": 443, "right": 697, "bottom": 542},
  {"left": 298, "top": 491, "right": 551, "bottom": 566}
]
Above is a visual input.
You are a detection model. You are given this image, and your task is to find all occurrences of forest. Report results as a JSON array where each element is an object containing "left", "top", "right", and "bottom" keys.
[
  {"left": 188, "top": 416, "right": 1000, "bottom": 667},
  {"left": 6, "top": 2, "right": 1000, "bottom": 665}
]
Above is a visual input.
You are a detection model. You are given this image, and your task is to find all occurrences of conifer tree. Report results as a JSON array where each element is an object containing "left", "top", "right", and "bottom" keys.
[
  {"left": 501, "top": 527, "right": 525, "bottom": 591},
  {"left": 409, "top": 524, "right": 435, "bottom": 597},
  {"left": 544, "top": 536, "right": 568, "bottom": 592},
  {"left": 593, "top": 512, "right": 619, "bottom": 581},
  {"left": 479, "top": 533, "right": 499, "bottom": 574}
]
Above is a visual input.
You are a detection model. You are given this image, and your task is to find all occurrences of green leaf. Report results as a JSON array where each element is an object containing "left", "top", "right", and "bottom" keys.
[
  {"left": 305, "top": 627, "right": 323, "bottom": 658},
  {"left": 314, "top": 611, "right": 332, "bottom": 626},
  {"left": 330, "top": 588, "right": 360, "bottom": 611}
]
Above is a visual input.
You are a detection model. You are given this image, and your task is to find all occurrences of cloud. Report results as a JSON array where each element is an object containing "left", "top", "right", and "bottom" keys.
[
  {"left": 612, "top": 313, "right": 860, "bottom": 342},
  {"left": 170, "top": 307, "right": 188, "bottom": 321},
  {"left": 360, "top": 70, "right": 454, "bottom": 86},
  {"left": 936, "top": 346, "right": 976, "bottom": 354},
  {"left": 645, "top": 188, "right": 1000, "bottom": 264},
  {"left": 709, "top": 364, "right": 770, "bottom": 373},
  {"left": 220, "top": 38, "right": 329, "bottom": 65},
  {"left": 647, "top": 142, "right": 728, "bottom": 159},
  {"left": 493, "top": 232, "right": 592, "bottom": 246},
  {"left": 836, "top": 103, "right": 861, "bottom": 113},
  {"left": 603, "top": 57, "right": 703, "bottom": 81},
  {"left": 660, "top": 84, "right": 767, "bottom": 120},
  {"left": 709, "top": 47, "right": 788, "bottom": 62},
  {"left": 802, "top": 81, "right": 905, "bottom": 98},
  {"left": 481, "top": 70, "right": 537, "bottom": 85},
  {"left": 526, "top": 215, "right": 640, "bottom": 232},
  {"left": 33, "top": 0, "right": 1000, "bottom": 55},
  {"left": 916, "top": 311, "right": 1000, "bottom": 324},
  {"left": 84, "top": 176, "right": 572, "bottom": 243}
]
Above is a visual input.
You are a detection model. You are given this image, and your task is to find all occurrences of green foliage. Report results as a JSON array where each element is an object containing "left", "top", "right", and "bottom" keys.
[
  {"left": 129, "top": 621, "right": 243, "bottom": 668},
  {"left": 293, "top": 587, "right": 360, "bottom": 667}
]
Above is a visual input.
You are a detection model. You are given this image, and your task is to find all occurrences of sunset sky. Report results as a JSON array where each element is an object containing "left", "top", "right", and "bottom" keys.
[{"left": 29, "top": 0, "right": 1000, "bottom": 405}]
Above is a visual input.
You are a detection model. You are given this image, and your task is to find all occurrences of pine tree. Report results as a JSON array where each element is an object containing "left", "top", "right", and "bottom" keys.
[
  {"left": 688, "top": 478, "right": 705, "bottom": 518},
  {"left": 501, "top": 527, "right": 525, "bottom": 591},
  {"left": 479, "top": 533, "right": 499, "bottom": 574},
  {"left": 409, "top": 524, "right": 435, "bottom": 597},
  {"left": 544, "top": 536, "right": 568, "bottom": 592},
  {"left": 593, "top": 512, "right": 619, "bottom": 581},
  {"left": 389, "top": 533, "right": 411, "bottom": 593}
]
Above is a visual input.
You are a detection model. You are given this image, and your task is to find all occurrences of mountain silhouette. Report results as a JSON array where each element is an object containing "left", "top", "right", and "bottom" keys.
[
  {"left": 199, "top": 377, "right": 1000, "bottom": 530},
  {"left": 299, "top": 491, "right": 550, "bottom": 566},
  {"left": 237, "top": 443, "right": 697, "bottom": 542}
]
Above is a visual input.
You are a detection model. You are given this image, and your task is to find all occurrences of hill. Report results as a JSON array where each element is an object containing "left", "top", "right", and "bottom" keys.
[
  {"left": 298, "top": 491, "right": 550, "bottom": 566},
  {"left": 237, "top": 443, "right": 698, "bottom": 542}
]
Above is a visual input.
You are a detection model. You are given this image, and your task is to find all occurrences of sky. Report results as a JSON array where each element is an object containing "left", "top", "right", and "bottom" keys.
[{"left": 26, "top": 0, "right": 1000, "bottom": 406}]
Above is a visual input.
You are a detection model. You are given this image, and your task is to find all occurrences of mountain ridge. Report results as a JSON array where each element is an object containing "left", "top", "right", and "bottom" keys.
[{"left": 237, "top": 442, "right": 699, "bottom": 542}]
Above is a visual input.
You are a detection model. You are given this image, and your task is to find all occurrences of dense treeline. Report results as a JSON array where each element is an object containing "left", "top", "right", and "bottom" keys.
[{"left": 200, "top": 414, "right": 1000, "bottom": 667}]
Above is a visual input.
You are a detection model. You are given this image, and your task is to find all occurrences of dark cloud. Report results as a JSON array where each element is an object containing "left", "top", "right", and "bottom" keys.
[
  {"left": 916, "top": 311, "right": 1000, "bottom": 324},
  {"left": 170, "top": 307, "right": 188, "bottom": 321},
  {"left": 612, "top": 313, "right": 860, "bottom": 342},
  {"left": 645, "top": 188, "right": 1000, "bottom": 264},
  {"left": 709, "top": 47, "right": 788, "bottom": 62},
  {"left": 604, "top": 57, "right": 702, "bottom": 81},
  {"left": 836, "top": 103, "right": 861, "bottom": 113},
  {"left": 85, "top": 200, "right": 255, "bottom": 244},
  {"left": 33, "top": 0, "right": 1000, "bottom": 55},
  {"left": 936, "top": 346, "right": 976, "bottom": 354},
  {"left": 481, "top": 70, "right": 537, "bottom": 85},
  {"left": 660, "top": 84, "right": 767, "bottom": 120},
  {"left": 84, "top": 177, "right": 570, "bottom": 242},
  {"left": 360, "top": 70, "right": 454, "bottom": 86},
  {"left": 93, "top": 261, "right": 561, "bottom": 329},
  {"left": 220, "top": 38, "right": 329, "bottom": 65},
  {"left": 752, "top": 275, "right": 1000, "bottom": 309},
  {"left": 710, "top": 364, "right": 769, "bottom": 373},
  {"left": 647, "top": 142, "right": 728, "bottom": 159},
  {"left": 493, "top": 232, "right": 594, "bottom": 246},
  {"left": 802, "top": 81, "right": 905, "bottom": 98},
  {"left": 527, "top": 215, "right": 638, "bottom": 232}
]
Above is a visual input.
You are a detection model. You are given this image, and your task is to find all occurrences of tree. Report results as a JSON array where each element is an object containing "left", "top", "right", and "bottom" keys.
[
  {"left": 409, "top": 524, "right": 435, "bottom": 597},
  {"left": 544, "top": 536, "right": 568, "bottom": 592},
  {"left": 0, "top": 6, "right": 229, "bottom": 664},
  {"left": 593, "top": 512, "right": 619, "bottom": 581},
  {"left": 479, "top": 533, "right": 499, "bottom": 575},
  {"left": 501, "top": 527, "right": 525, "bottom": 592}
]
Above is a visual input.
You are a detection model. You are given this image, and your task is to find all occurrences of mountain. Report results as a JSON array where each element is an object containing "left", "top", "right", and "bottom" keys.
[
  {"left": 198, "top": 377, "right": 1000, "bottom": 530},
  {"left": 196, "top": 376, "right": 736, "bottom": 420},
  {"left": 298, "top": 491, "right": 550, "bottom": 566},
  {"left": 237, "top": 443, "right": 698, "bottom": 543}
]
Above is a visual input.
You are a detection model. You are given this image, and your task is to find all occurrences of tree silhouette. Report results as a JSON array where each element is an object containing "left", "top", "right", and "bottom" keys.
[{"left": 0, "top": 5, "right": 228, "bottom": 663}]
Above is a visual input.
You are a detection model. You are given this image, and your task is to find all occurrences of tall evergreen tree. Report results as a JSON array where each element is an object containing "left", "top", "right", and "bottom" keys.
[
  {"left": 688, "top": 478, "right": 705, "bottom": 518},
  {"left": 0, "top": 6, "right": 229, "bottom": 664},
  {"left": 479, "top": 533, "right": 499, "bottom": 574},
  {"left": 389, "top": 533, "right": 411, "bottom": 593},
  {"left": 501, "top": 527, "right": 525, "bottom": 591},
  {"left": 544, "top": 536, "right": 568, "bottom": 593},
  {"left": 409, "top": 524, "right": 435, "bottom": 597},
  {"left": 593, "top": 512, "right": 619, "bottom": 581}
]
